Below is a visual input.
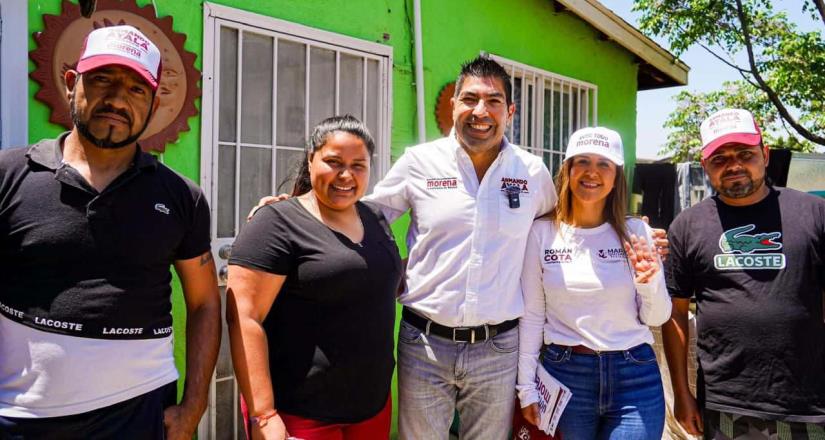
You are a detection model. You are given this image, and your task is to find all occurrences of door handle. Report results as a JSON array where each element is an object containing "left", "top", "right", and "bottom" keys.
[
  {"left": 218, "top": 244, "right": 232, "bottom": 259},
  {"left": 219, "top": 265, "right": 229, "bottom": 284}
]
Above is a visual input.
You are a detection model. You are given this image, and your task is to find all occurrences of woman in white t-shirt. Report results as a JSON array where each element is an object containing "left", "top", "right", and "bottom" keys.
[{"left": 516, "top": 127, "right": 672, "bottom": 440}]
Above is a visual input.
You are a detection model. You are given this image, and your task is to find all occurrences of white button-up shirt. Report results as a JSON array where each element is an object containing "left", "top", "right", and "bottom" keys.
[{"left": 367, "top": 133, "right": 556, "bottom": 327}]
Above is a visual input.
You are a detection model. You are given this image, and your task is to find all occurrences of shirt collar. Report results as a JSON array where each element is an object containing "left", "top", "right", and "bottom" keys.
[{"left": 26, "top": 131, "right": 159, "bottom": 171}]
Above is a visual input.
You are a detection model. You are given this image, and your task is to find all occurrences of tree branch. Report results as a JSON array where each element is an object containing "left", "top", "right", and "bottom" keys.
[
  {"left": 693, "top": 40, "right": 759, "bottom": 88},
  {"left": 697, "top": 42, "right": 751, "bottom": 74},
  {"left": 813, "top": 0, "right": 825, "bottom": 27},
  {"left": 777, "top": 116, "right": 797, "bottom": 140},
  {"left": 735, "top": 70, "right": 760, "bottom": 89},
  {"left": 735, "top": 0, "right": 825, "bottom": 145}
]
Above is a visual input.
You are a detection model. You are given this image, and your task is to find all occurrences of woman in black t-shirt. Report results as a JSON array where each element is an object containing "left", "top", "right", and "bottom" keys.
[{"left": 227, "top": 116, "right": 402, "bottom": 440}]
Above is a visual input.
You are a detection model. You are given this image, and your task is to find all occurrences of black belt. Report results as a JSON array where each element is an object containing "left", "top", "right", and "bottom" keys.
[
  {"left": 547, "top": 343, "right": 644, "bottom": 356},
  {"left": 402, "top": 307, "right": 518, "bottom": 344},
  {"left": 552, "top": 344, "right": 624, "bottom": 355}
]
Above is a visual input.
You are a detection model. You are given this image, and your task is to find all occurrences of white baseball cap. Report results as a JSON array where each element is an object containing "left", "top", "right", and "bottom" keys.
[
  {"left": 700, "top": 108, "right": 762, "bottom": 159},
  {"left": 564, "top": 127, "right": 624, "bottom": 166},
  {"left": 76, "top": 25, "right": 162, "bottom": 91}
]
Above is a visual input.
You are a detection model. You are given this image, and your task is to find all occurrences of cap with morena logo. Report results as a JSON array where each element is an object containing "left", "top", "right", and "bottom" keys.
[{"left": 564, "top": 126, "right": 625, "bottom": 166}]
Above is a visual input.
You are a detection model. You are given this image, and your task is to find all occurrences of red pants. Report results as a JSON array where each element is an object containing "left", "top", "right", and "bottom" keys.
[{"left": 242, "top": 395, "right": 391, "bottom": 440}]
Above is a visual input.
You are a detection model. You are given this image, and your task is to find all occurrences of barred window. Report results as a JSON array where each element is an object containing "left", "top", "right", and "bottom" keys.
[{"left": 490, "top": 54, "right": 598, "bottom": 177}]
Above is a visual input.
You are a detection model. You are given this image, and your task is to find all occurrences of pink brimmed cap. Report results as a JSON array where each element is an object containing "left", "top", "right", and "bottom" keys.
[
  {"left": 76, "top": 25, "right": 161, "bottom": 91},
  {"left": 700, "top": 108, "right": 762, "bottom": 159}
]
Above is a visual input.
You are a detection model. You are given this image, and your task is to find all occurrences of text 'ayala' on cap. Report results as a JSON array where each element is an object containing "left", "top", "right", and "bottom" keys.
[{"left": 76, "top": 25, "right": 162, "bottom": 91}]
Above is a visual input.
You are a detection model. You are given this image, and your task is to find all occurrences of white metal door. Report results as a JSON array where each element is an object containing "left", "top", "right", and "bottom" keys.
[{"left": 199, "top": 4, "right": 392, "bottom": 439}]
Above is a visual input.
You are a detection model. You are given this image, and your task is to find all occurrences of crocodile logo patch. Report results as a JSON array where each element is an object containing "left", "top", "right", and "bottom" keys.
[{"left": 714, "top": 224, "right": 785, "bottom": 270}]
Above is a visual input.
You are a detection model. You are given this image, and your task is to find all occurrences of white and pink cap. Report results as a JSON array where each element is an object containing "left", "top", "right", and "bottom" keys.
[
  {"left": 700, "top": 108, "right": 762, "bottom": 159},
  {"left": 564, "top": 126, "right": 625, "bottom": 166},
  {"left": 76, "top": 25, "right": 161, "bottom": 90}
]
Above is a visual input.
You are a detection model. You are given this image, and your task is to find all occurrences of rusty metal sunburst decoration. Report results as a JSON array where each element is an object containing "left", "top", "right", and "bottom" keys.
[
  {"left": 29, "top": 0, "right": 200, "bottom": 152},
  {"left": 80, "top": 0, "right": 97, "bottom": 18},
  {"left": 435, "top": 81, "right": 456, "bottom": 136}
]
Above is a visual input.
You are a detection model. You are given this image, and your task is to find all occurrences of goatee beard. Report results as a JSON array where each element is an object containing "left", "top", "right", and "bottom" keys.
[
  {"left": 718, "top": 175, "right": 764, "bottom": 199},
  {"left": 70, "top": 97, "right": 152, "bottom": 149}
]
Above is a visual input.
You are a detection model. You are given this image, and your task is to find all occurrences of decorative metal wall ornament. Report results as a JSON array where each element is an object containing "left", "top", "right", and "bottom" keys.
[
  {"left": 79, "top": 0, "right": 97, "bottom": 18},
  {"left": 30, "top": 0, "right": 200, "bottom": 152},
  {"left": 435, "top": 81, "right": 456, "bottom": 136}
]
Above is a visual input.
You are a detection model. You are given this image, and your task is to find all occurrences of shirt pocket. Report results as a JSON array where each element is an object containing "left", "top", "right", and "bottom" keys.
[{"left": 498, "top": 192, "right": 534, "bottom": 238}]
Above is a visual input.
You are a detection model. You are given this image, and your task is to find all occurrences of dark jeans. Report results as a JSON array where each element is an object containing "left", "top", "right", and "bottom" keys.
[
  {"left": 0, "top": 381, "right": 176, "bottom": 440},
  {"left": 542, "top": 343, "right": 665, "bottom": 440}
]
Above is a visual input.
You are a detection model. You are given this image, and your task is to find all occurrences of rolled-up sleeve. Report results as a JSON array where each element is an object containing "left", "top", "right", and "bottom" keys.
[{"left": 365, "top": 150, "right": 412, "bottom": 223}]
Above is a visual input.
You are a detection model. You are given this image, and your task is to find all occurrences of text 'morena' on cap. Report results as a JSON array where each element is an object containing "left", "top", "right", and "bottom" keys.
[
  {"left": 700, "top": 108, "right": 762, "bottom": 160},
  {"left": 76, "top": 25, "right": 162, "bottom": 91},
  {"left": 564, "top": 126, "right": 625, "bottom": 167}
]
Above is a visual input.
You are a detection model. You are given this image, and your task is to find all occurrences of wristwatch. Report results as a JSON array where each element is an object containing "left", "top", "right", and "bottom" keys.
[{"left": 249, "top": 409, "right": 279, "bottom": 428}]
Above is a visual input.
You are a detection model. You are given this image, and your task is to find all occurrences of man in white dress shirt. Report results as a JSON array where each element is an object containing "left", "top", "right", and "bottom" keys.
[{"left": 368, "top": 55, "right": 556, "bottom": 440}]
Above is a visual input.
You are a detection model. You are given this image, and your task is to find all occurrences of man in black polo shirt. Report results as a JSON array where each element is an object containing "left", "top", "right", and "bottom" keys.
[
  {"left": 663, "top": 108, "right": 825, "bottom": 439},
  {"left": 0, "top": 25, "right": 220, "bottom": 439}
]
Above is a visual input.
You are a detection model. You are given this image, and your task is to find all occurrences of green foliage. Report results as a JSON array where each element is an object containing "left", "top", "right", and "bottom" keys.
[
  {"left": 634, "top": 0, "right": 825, "bottom": 151},
  {"left": 662, "top": 81, "right": 815, "bottom": 162},
  {"left": 802, "top": 0, "right": 825, "bottom": 25}
]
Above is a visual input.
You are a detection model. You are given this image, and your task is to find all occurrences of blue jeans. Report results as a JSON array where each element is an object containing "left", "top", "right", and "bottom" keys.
[
  {"left": 397, "top": 319, "right": 519, "bottom": 440},
  {"left": 541, "top": 343, "right": 664, "bottom": 440}
]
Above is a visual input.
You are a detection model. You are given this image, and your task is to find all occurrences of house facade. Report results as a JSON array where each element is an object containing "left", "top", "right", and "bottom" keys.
[{"left": 1, "top": 0, "right": 688, "bottom": 437}]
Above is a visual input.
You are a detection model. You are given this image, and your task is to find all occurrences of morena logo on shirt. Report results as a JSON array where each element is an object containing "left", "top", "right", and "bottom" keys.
[
  {"left": 426, "top": 177, "right": 458, "bottom": 190},
  {"left": 544, "top": 248, "right": 573, "bottom": 264},
  {"left": 500, "top": 177, "right": 529, "bottom": 194},
  {"left": 597, "top": 248, "right": 626, "bottom": 261},
  {"left": 714, "top": 224, "right": 785, "bottom": 270}
]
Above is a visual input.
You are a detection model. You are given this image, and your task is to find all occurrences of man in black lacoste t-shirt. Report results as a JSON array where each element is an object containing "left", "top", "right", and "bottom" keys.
[
  {"left": 0, "top": 25, "right": 220, "bottom": 440},
  {"left": 663, "top": 108, "right": 825, "bottom": 439}
]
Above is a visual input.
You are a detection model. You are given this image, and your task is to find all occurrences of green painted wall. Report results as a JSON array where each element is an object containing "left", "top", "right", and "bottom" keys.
[
  {"left": 420, "top": 0, "right": 640, "bottom": 175},
  {"left": 26, "top": 0, "right": 641, "bottom": 435},
  {"left": 28, "top": 0, "right": 640, "bottom": 177}
]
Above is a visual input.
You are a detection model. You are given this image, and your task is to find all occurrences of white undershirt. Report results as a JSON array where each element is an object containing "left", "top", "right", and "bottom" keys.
[
  {"left": 0, "top": 316, "right": 178, "bottom": 418},
  {"left": 516, "top": 217, "right": 672, "bottom": 406}
]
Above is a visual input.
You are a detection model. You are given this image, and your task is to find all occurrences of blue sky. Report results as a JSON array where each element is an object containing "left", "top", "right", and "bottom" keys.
[{"left": 599, "top": 1, "right": 820, "bottom": 159}]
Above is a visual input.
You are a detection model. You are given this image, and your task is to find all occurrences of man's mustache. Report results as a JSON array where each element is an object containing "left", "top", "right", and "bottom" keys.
[
  {"left": 722, "top": 169, "right": 749, "bottom": 178},
  {"left": 94, "top": 106, "right": 132, "bottom": 126},
  {"left": 468, "top": 117, "right": 495, "bottom": 124}
]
